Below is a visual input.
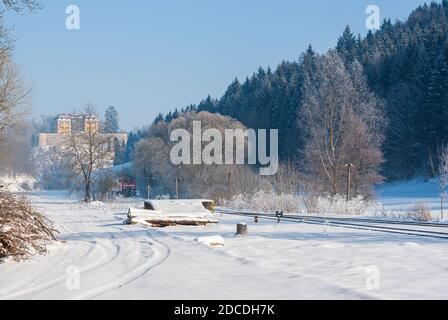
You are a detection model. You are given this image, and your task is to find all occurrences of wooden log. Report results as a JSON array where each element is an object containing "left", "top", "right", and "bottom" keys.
[
  {"left": 236, "top": 223, "right": 248, "bottom": 236},
  {"left": 143, "top": 217, "right": 218, "bottom": 227}
]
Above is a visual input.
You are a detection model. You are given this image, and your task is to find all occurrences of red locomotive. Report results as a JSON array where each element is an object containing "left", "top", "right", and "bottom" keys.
[{"left": 117, "top": 177, "right": 136, "bottom": 197}]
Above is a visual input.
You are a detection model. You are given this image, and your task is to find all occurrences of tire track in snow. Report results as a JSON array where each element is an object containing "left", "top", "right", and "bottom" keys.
[
  {"left": 2, "top": 192, "right": 171, "bottom": 300},
  {"left": 69, "top": 227, "right": 170, "bottom": 300},
  {"left": 1, "top": 239, "right": 115, "bottom": 299}
]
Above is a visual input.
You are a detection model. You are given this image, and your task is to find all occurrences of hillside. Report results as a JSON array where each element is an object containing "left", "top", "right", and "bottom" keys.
[{"left": 153, "top": 1, "right": 448, "bottom": 181}]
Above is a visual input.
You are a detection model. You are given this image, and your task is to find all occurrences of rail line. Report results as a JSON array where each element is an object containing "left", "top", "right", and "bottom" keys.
[{"left": 217, "top": 208, "right": 448, "bottom": 240}]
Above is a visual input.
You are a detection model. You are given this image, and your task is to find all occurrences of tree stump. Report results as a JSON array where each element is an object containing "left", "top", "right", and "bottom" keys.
[{"left": 236, "top": 223, "right": 248, "bottom": 236}]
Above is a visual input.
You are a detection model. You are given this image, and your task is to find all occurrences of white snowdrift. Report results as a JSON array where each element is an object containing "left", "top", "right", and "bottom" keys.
[
  {"left": 130, "top": 216, "right": 218, "bottom": 226},
  {"left": 149, "top": 199, "right": 213, "bottom": 214},
  {"left": 196, "top": 235, "right": 225, "bottom": 247},
  {"left": 129, "top": 207, "right": 209, "bottom": 219}
]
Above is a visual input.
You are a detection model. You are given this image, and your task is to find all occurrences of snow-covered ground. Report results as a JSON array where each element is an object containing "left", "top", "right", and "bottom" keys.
[
  {"left": 0, "top": 175, "right": 40, "bottom": 193},
  {"left": 376, "top": 179, "right": 447, "bottom": 220},
  {"left": 1, "top": 183, "right": 448, "bottom": 300}
]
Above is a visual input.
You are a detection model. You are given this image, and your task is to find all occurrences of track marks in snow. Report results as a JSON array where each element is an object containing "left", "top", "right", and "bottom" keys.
[
  {"left": 71, "top": 228, "right": 171, "bottom": 300},
  {"left": 1, "top": 240, "right": 111, "bottom": 299},
  {"left": 0, "top": 193, "right": 171, "bottom": 300}
]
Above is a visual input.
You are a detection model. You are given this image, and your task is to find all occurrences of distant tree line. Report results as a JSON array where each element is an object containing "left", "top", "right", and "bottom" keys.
[{"left": 147, "top": 1, "right": 448, "bottom": 182}]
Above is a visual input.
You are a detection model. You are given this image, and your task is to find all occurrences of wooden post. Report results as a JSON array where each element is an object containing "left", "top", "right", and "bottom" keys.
[
  {"left": 175, "top": 177, "right": 179, "bottom": 200},
  {"left": 236, "top": 223, "right": 248, "bottom": 236}
]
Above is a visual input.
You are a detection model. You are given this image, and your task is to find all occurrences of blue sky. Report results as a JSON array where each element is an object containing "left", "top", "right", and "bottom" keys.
[{"left": 6, "top": 0, "right": 429, "bottom": 130}]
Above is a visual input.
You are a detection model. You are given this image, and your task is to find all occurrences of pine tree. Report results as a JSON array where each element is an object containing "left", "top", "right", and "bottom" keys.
[
  {"left": 104, "top": 106, "right": 119, "bottom": 133},
  {"left": 218, "top": 78, "right": 242, "bottom": 118},
  {"left": 336, "top": 25, "right": 358, "bottom": 65},
  {"left": 197, "top": 95, "right": 217, "bottom": 113}
]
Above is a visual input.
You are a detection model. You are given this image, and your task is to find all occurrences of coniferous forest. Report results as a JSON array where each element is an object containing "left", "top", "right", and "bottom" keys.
[{"left": 144, "top": 1, "right": 448, "bottom": 181}]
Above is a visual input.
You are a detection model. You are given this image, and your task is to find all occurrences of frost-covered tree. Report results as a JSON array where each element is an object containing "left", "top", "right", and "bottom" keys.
[
  {"left": 133, "top": 111, "right": 260, "bottom": 200},
  {"left": 438, "top": 146, "right": 448, "bottom": 219},
  {"left": 0, "top": 13, "right": 31, "bottom": 172},
  {"left": 63, "top": 105, "right": 113, "bottom": 202},
  {"left": 300, "top": 51, "right": 385, "bottom": 197}
]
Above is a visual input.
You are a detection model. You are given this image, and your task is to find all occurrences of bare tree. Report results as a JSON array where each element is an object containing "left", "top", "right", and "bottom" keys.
[
  {"left": 300, "top": 51, "right": 385, "bottom": 198},
  {"left": 0, "top": 59, "right": 31, "bottom": 175},
  {"left": 0, "top": 2, "right": 36, "bottom": 140},
  {"left": 0, "top": 59, "right": 30, "bottom": 136},
  {"left": 63, "top": 105, "right": 113, "bottom": 202},
  {"left": 0, "top": 119, "right": 34, "bottom": 176},
  {"left": 229, "top": 165, "right": 267, "bottom": 198},
  {"left": 133, "top": 136, "right": 173, "bottom": 196},
  {"left": 133, "top": 111, "right": 260, "bottom": 200},
  {"left": 92, "top": 170, "right": 118, "bottom": 201},
  {"left": 438, "top": 145, "right": 448, "bottom": 219},
  {"left": 270, "top": 160, "right": 300, "bottom": 195}
]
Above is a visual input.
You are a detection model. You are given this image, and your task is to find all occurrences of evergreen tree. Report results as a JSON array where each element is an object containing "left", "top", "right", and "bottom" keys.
[
  {"left": 336, "top": 25, "right": 358, "bottom": 64},
  {"left": 104, "top": 106, "right": 119, "bottom": 133},
  {"left": 218, "top": 78, "right": 242, "bottom": 118},
  {"left": 151, "top": 1, "right": 448, "bottom": 180}
]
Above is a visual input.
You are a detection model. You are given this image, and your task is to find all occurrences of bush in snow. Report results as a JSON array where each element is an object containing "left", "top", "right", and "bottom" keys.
[
  {"left": 0, "top": 192, "right": 57, "bottom": 262},
  {"left": 225, "top": 191, "right": 376, "bottom": 215},
  {"left": 224, "top": 191, "right": 301, "bottom": 213},
  {"left": 315, "top": 194, "right": 374, "bottom": 215},
  {"left": 406, "top": 203, "right": 432, "bottom": 222}
]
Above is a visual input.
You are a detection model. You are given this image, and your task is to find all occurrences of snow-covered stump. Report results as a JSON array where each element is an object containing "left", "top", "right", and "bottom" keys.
[{"left": 236, "top": 223, "right": 248, "bottom": 236}]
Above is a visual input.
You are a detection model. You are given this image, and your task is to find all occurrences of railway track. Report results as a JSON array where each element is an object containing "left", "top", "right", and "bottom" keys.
[{"left": 217, "top": 208, "right": 448, "bottom": 240}]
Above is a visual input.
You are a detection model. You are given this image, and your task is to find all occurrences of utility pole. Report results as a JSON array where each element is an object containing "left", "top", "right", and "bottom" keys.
[
  {"left": 441, "top": 191, "right": 444, "bottom": 220},
  {"left": 147, "top": 176, "right": 152, "bottom": 200},
  {"left": 228, "top": 171, "right": 231, "bottom": 199},
  {"left": 346, "top": 163, "right": 353, "bottom": 202},
  {"left": 175, "top": 177, "right": 179, "bottom": 200}
]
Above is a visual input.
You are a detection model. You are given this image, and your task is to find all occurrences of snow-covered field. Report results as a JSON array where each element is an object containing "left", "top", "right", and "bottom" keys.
[
  {"left": 1, "top": 181, "right": 448, "bottom": 300},
  {"left": 376, "top": 179, "right": 447, "bottom": 220}
]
